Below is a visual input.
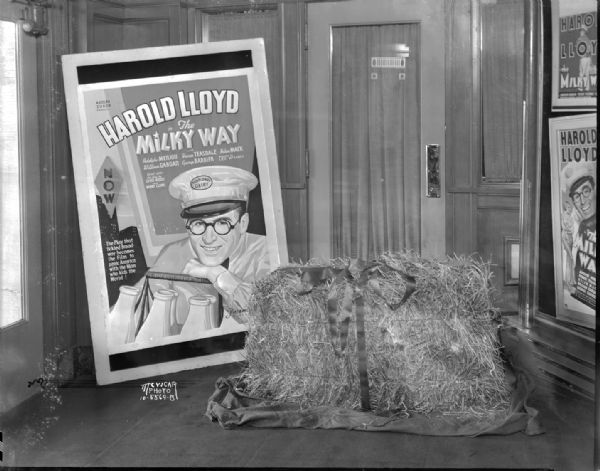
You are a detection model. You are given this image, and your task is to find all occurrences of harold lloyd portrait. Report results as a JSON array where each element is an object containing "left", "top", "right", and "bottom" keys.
[
  {"left": 107, "top": 165, "right": 270, "bottom": 350},
  {"left": 560, "top": 161, "right": 596, "bottom": 301}
]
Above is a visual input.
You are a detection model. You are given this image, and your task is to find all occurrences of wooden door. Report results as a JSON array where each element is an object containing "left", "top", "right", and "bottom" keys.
[{"left": 307, "top": 0, "right": 446, "bottom": 260}]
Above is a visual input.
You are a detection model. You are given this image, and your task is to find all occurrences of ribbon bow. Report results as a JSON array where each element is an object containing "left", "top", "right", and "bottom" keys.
[{"left": 280, "top": 259, "right": 416, "bottom": 410}]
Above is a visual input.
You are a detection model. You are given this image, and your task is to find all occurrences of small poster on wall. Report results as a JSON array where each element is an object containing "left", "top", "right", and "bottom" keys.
[
  {"left": 551, "top": 0, "right": 597, "bottom": 111},
  {"left": 63, "top": 40, "right": 287, "bottom": 384},
  {"left": 549, "top": 113, "right": 596, "bottom": 329}
]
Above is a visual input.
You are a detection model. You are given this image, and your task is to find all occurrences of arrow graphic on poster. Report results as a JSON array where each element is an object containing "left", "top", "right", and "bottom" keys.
[{"left": 95, "top": 156, "right": 122, "bottom": 218}]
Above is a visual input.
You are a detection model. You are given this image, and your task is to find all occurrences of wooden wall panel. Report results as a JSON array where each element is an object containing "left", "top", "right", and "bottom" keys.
[
  {"left": 278, "top": 2, "right": 307, "bottom": 263},
  {"left": 199, "top": 5, "right": 284, "bottom": 174},
  {"left": 445, "top": 0, "right": 475, "bottom": 192},
  {"left": 445, "top": 0, "right": 476, "bottom": 257},
  {"left": 480, "top": 0, "right": 524, "bottom": 182},
  {"left": 122, "top": 3, "right": 185, "bottom": 47},
  {"left": 504, "top": 315, "right": 595, "bottom": 399},
  {"left": 87, "top": 2, "right": 124, "bottom": 51},
  {"left": 477, "top": 207, "right": 519, "bottom": 311},
  {"left": 280, "top": 2, "right": 306, "bottom": 189},
  {"left": 446, "top": 0, "right": 523, "bottom": 312},
  {"left": 90, "top": 15, "right": 124, "bottom": 51},
  {"left": 122, "top": 19, "right": 171, "bottom": 48},
  {"left": 86, "top": 1, "right": 183, "bottom": 52},
  {"left": 447, "top": 192, "right": 476, "bottom": 256},
  {"left": 40, "top": 0, "right": 90, "bottom": 374},
  {"left": 281, "top": 189, "right": 308, "bottom": 261},
  {"left": 478, "top": 192, "right": 520, "bottom": 210}
]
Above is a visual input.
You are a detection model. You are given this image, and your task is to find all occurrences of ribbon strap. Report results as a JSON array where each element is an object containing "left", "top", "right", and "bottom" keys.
[
  {"left": 327, "top": 271, "right": 353, "bottom": 356},
  {"left": 279, "top": 261, "right": 417, "bottom": 411},
  {"left": 353, "top": 289, "right": 370, "bottom": 410}
]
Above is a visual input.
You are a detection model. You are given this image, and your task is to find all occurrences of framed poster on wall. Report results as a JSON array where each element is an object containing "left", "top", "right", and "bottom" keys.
[
  {"left": 551, "top": 0, "right": 597, "bottom": 111},
  {"left": 548, "top": 113, "right": 596, "bottom": 328},
  {"left": 62, "top": 40, "right": 288, "bottom": 384}
]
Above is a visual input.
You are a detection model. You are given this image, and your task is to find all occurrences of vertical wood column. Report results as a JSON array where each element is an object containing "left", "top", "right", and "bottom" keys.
[
  {"left": 445, "top": 0, "right": 478, "bottom": 256},
  {"left": 39, "top": 0, "right": 89, "bottom": 376},
  {"left": 280, "top": 2, "right": 308, "bottom": 261}
]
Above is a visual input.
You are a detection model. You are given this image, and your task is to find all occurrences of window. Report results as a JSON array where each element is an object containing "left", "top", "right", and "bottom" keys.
[{"left": 0, "top": 20, "right": 23, "bottom": 328}]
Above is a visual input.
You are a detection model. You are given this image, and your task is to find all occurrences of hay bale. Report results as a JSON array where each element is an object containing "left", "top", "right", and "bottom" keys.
[{"left": 240, "top": 252, "right": 511, "bottom": 417}]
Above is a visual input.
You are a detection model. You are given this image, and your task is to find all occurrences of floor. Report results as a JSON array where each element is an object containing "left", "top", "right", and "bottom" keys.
[{"left": 1, "top": 362, "right": 595, "bottom": 470}]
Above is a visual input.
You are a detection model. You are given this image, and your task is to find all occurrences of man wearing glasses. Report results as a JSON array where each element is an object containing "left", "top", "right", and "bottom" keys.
[
  {"left": 561, "top": 162, "right": 596, "bottom": 307},
  {"left": 139, "top": 165, "right": 270, "bottom": 338}
]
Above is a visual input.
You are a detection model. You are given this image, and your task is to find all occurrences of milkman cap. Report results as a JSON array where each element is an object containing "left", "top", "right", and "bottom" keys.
[
  {"left": 561, "top": 162, "right": 595, "bottom": 197},
  {"left": 169, "top": 165, "right": 258, "bottom": 218}
]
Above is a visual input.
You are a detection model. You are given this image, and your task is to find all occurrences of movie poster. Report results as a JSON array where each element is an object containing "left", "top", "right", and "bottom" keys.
[
  {"left": 63, "top": 40, "right": 288, "bottom": 384},
  {"left": 551, "top": 0, "right": 597, "bottom": 111},
  {"left": 549, "top": 114, "right": 596, "bottom": 328}
]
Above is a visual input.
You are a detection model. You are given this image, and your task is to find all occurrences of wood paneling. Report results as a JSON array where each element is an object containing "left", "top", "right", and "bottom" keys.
[
  {"left": 445, "top": 0, "right": 475, "bottom": 192},
  {"left": 504, "top": 315, "right": 595, "bottom": 399},
  {"left": 122, "top": 18, "right": 171, "bottom": 48},
  {"left": 86, "top": 0, "right": 183, "bottom": 52},
  {"left": 123, "top": 3, "right": 183, "bottom": 46},
  {"left": 480, "top": 0, "right": 524, "bottom": 182},
  {"left": 87, "top": 1, "right": 124, "bottom": 51},
  {"left": 90, "top": 14, "right": 123, "bottom": 51},
  {"left": 280, "top": 2, "right": 306, "bottom": 189},
  {"left": 477, "top": 192, "right": 520, "bottom": 210},
  {"left": 198, "top": 5, "right": 284, "bottom": 173},
  {"left": 281, "top": 188, "right": 308, "bottom": 261},
  {"left": 191, "top": 1, "right": 308, "bottom": 260},
  {"left": 40, "top": 0, "right": 90, "bottom": 364},
  {"left": 477, "top": 207, "right": 520, "bottom": 311},
  {"left": 532, "top": 314, "right": 595, "bottom": 364},
  {"left": 531, "top": 341, "right": 595, "bottom": 381},
  {"left": 445, "top": 0, "right": 477, "bottom": 256},
  {"left": 445, "top": 0, "right": 523, "bottom": 312},
  {"left": 447, "top": 192, "right": 476, "bottom": 256}
]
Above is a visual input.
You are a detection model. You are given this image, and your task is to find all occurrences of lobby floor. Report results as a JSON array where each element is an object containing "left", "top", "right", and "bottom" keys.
[{"left": 1, "top": 362, "right": 595, "bottom": 469}]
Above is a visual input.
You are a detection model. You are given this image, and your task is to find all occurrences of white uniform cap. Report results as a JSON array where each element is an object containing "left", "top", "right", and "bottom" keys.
[
  {"left": 168, "top": 165, "right": 258, "bottom": 217},
  {"left": 561, "top": 162, "right": 595, "bottom": 197}
]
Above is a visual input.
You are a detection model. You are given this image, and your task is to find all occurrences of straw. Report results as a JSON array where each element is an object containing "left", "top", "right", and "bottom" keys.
[{"left": 239, "top": 251, "right": 511, "bottom": 418}]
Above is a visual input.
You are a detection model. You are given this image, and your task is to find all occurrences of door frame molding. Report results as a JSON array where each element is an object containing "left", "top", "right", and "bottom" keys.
[{"left": 0, "top": 1, "right": 43, "bottom": 413}]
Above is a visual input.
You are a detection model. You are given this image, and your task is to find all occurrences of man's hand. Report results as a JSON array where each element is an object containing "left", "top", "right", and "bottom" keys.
[
  {"left": 561, "top": 229, "right": 573, "bottom": 252},
  {"left": 182, "top": 259, "right": 226, "bottom": 284}
]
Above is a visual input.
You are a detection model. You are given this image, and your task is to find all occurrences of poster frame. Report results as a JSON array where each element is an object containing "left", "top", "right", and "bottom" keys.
[
  {"left": 548, "top": 113, "right": 596, "bottom": 329},
  {"left": 550, "top": 0, "right": 597, "bottom": 112},
  {"left": 62, "top": 39, "right": 288, "bottom": 384}
]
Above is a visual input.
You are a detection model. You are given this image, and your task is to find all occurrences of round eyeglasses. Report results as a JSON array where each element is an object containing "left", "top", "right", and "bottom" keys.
[
  {"left": 186, "top": 217, "right": 241, "bottom": 236},
  {"left": 571, "top": 185, "right": 592, "bottom": 204}
]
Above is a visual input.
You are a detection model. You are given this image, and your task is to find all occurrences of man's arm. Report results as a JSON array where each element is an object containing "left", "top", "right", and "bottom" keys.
[
  {"left": 181, "top": 261, "right": 253, "bottom": 311},
  {"left": 182, "top": 234, "right": 270, "bottom": 312}
]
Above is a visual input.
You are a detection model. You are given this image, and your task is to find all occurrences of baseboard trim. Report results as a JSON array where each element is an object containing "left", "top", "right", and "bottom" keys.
[{"left": 503, "top": 314, "right": 596, "bottom": 401}]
